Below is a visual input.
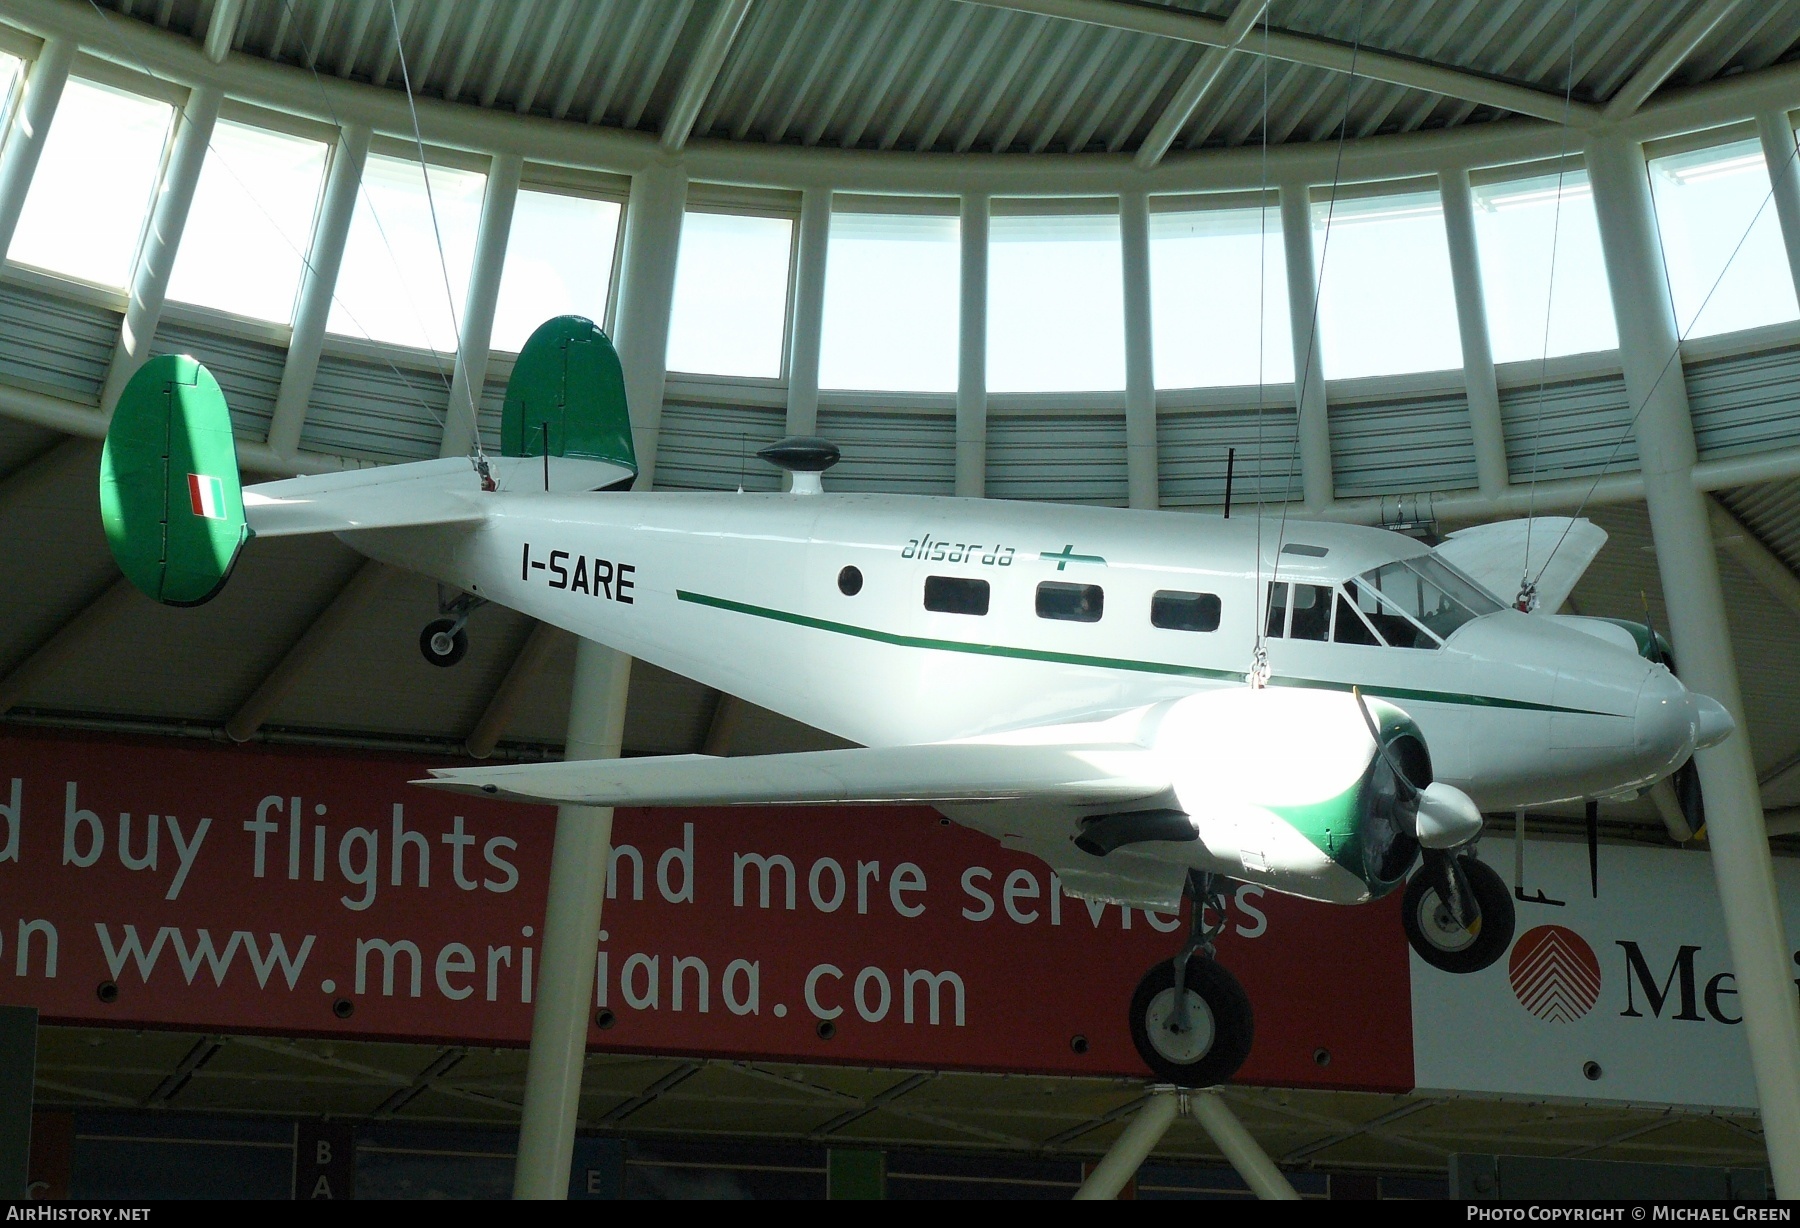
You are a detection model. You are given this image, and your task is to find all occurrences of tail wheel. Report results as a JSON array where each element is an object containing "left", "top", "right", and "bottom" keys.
[
  {"left": 1128, "top": 956, "right": 1254, "bottom": 1087},
  {"left": 1402, "top": 855, "right": 1514, "bottom": 974},
  {"left": 419, "top": 619, "right": 468, "bottom": 668}
]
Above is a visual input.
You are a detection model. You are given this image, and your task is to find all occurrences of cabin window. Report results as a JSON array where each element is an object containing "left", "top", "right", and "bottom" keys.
[
  {"left": 1151, "top": 590, "right": 1221, "bottom": 632},
  {"left": 1037, "top": 581, "right": 1104, "bottom": 623},
  {"left": 924, "top": 575, "right": 989, "bottom": 616},
  {"left": 838, "top": 566, "right": 863, "bottom": 596},
  {"left": 1263, "top": 582, "right": 1327, "bottom": 639},
  {"left": 1333, "top": 590, "right": 1383, "bottom": 646}
]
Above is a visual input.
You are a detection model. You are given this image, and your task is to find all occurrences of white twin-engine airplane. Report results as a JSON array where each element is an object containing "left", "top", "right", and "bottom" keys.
[{"left": 100, "top": 316, "right": 1733, "bottom": 1085}]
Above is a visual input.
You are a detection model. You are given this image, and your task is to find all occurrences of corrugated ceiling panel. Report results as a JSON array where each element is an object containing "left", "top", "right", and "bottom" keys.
[
  {"left": 1501, "top": 372, "right": 1637, "bottom": 481},
  {"left": 301, "top": 353, "right": 450, "bottom": 461},
  {"left": 653, "top": 401, "right": 785, "bottom": 492},
  {"left": 1686, "top": 345, "right": 1800, "bottom": 461},
  {"left": 987, "top": 412, "right": 1128, "bottom": 505},
  {"left": 0, "top": 282, "right": 119, "bottom": 406},
  {"left": 815, "top": 408, "right": 955, "bottom": 495},
  {"left": 1717, "top": 478, "right": 1800, "bottom": 575},
  {"left": 1156, "top": 405, "right": 1303, "bottom": 508},
  {"left": 1329, "top": 391, "right": 1479, "bottom": 497},
  {"left": 152, "top": 322, "right": 286, "bottom": 442}
]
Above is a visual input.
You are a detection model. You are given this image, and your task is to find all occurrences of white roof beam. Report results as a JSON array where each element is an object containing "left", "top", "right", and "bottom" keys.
[
  {"left": 1135, "top": 0, "right": 1266, "bottom": 169},
  {"left": 954, "top": 0, "right": 1603, "bottom": 126},
  {"left": 1603, "top": 0, "right": 1748, "bottom": 120},
  {"left": 201, "top": 0, "right": 243, "bottom": 63},
  {"left": 662, "top": 0, "right": 755, "bottom": 151}
]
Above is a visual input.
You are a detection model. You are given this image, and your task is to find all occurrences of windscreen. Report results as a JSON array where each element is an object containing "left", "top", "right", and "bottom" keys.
[{"left": 1360, "top": 555, "right": 1500, "bottom": 643}]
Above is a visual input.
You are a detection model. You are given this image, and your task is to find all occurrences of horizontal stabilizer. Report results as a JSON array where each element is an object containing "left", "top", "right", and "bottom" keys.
[
  {"left": 417, "top": 742, "right": 1168, "bottom": 809},
  {"left": 1433, "top": 516, "right": 1607, "bottom": 613},
  {"left": 244, "top": 455, "right": 635, "bottom": 538}
]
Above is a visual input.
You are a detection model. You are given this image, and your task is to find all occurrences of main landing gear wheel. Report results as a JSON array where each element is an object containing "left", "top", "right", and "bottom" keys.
[
  {"left": 1128, "top": 956, "right": 1254, "bottom": 1087},
  {"left": 1402, "top": 854, "right": 1514, "bottom": 974},
  {"left": 419, "top": 618, "right": 468, "bottom": 668}
]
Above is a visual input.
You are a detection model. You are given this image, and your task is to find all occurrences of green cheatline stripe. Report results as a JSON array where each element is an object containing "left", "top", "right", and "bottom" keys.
[{"left": 675, "top": 589, "right": 1615, "bottom": 717}]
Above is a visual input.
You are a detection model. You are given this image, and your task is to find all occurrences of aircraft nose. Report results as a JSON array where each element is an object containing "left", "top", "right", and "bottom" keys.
[{"left": 1633, "top": 668, "right": 1735, "bottom": 766}]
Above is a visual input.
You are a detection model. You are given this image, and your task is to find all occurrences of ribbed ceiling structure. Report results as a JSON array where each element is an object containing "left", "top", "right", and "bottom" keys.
[{"left": 104, "top": 0, "right": 1800, "bottom": 155}]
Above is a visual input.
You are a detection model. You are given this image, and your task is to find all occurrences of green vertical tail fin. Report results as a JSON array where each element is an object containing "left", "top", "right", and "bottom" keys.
[
  {"left": 99, "top": 355, "right": 249, "bottom": 607},
  {"left": 500, "top": 315, "right": 636, "bottom": 474}
]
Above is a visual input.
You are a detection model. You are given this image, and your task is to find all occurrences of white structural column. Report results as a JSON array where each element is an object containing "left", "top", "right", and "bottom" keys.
[
  {"left": 1188, "top": 1093, "right": 1300, "bottom": 1200},
  {"left": 512, "top": 640, "right": 632, "bottom": 1200},
  {"left": 1755, "top": 111, "right": 1800, "bottom": 298},
  {"left": 440, "top": 152, "right": 522, "bottom": 459},
  {"left": 267, "top": 124, "right": 369, "bottom": 458},
  {"left": 611, "top": 161, "right": 687, "bottom": 490},
  {"left": 957, "top": 192, "right": 989, "bottom": 497},
  {"left": 99, "top": 84, "right": 222, "bottom": 417},
  {"left": 1072, "top": 1091, "right": 1179, "bottom": 1200},
  {"left": 0, "top": 37, "right": 72, "bottom": 259},
  {"left": 1587, "top": 132, "right": 1800, "bottom": 1194},
  {"left": 1279, "top": 182, "right": 1332, "bottom": 509},
  {"left": 1439, "top": 167, "right": 1509, "bottom": 499},
  {"left": 784, "top": 186, "right": 831, "bottom": 440},
  {"left": 1119, "top": 188, "right": 1157, "bottom": 509}
]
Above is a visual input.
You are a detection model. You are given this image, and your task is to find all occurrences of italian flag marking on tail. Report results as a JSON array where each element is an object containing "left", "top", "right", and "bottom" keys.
[{"left": 187, "top": 472, "right": 226, "bottom": 520}]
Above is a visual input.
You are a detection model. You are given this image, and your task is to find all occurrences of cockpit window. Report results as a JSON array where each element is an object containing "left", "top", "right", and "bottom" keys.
[
  {"left": 1359, "top": 555, "right": 1499, "bottom": 642},
  {"left": 1333, "top": 589, "right": 1382, "bottom": 645},
  {"left": 1346, "top": 576, "right": 1439, "bottom": 649}
]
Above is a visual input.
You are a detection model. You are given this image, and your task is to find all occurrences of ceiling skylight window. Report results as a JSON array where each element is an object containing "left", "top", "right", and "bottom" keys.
[
  {"left": 819, "top": 209, "right": 959, "bottom": 392},
  {"left": 1472, "top": 168, "right": 1618, "bottom": 362},
  {"left": 326, "top": 151, "right": 485, "bottom": 353},
  {"left": 666, "top": 209, "right": 794, "bottom": 378},
  {"left": 9, "top": 76, "right": 173, "bottom": 289},
  {"left": 1649, "top": 138, "right": 1799, "bottom": 339},
  {"left": 491, "top": 188, "right": 621, "bottom": 353},
  {"left": 1311, "top": 188, "right": 1462, "bottom": 379},
  {"left": 1150, "top": 201, "right": 1293, "bottom": 388},
  {"left": 988, "top": 208, "right": 1125, "bottom": 393},
  {"left": 165, "top": 118, "right": 329, "bottom": 324}
]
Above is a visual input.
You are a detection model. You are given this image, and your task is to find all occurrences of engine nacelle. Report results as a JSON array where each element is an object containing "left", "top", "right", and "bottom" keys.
[{"left": 1143, "top": 688, "right": 1464, "bottom": 901}]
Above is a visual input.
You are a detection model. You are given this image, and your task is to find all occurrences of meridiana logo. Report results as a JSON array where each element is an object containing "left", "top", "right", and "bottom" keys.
[
  {"left": 187, "top": 473, "right": 226, "bottom": 520},
  {"left": 1508, "top": 924, "right": 1602, "bottom": 1022}
]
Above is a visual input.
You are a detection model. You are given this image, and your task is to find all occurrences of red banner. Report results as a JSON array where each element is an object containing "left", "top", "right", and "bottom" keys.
[{"left": 0, "top": 731, "right": 1413, "bottom": 1090}]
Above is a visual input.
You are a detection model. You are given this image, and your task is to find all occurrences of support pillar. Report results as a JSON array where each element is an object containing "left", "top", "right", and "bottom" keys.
[
  {"left": 612, "top": 161, "right": 686, "bottom": 491},
  {"left": 1279, "top": 182, "right": 1332, "bottom": 511},
  {"left": 512, "top": 638, "right": 631, "bottom": 1200},
  {"left": 1188, "top": 1092, "right": 1300, "bottom": 1200},
  {"left": 1072, "top": 1091, "right": 1178, "bottom": 1200},
  {"left": 1440, "top": 167, "right": 1509, "bottom": 498},
  {"left": 1120, "top": 188, "right": 1158, "bottom": 509},
  {"left": 1755, "top": 111, "right": 1800, "bottom": 301},
  {"left": 100, "top": 84, "right": 222, "bottom": 417},
  {"left": 440, "top": 153, "right": 521, "bottom": 459},
  {"left": 0, "top": 38, "right": 73, "bottom": 260},
  {"left": 267, "top": 125, "right": 369, "bottom": 458},
  {"left": 1588, "top": 131, "right": 1800, "bottom": 1194},
  {"left": 784, "top": 187, "right": 830, "bottom": 441},
  {"left": 957, "top": 192, "right": 988, "bottom": 498}
]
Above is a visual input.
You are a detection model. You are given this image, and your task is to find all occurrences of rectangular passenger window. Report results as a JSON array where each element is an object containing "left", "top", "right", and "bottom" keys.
[
  {"left": 1037, "top": 581, "right": 1104, "bottom": 623},
  {"left": 1290, "top": 583, "right": 1330, "bottom": 640},
  {"left": 924, "top": 575, "right": 989, "bottom": 616},
  {"left": 1151, "top": 590, "right": 1220, "bottom": 632},
  {"left": 1265, "top": 582, "right": 1288, "bottom": 638}
]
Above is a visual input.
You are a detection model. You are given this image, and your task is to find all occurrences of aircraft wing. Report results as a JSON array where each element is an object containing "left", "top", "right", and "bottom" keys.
[
  {"left": 1433, "top": 516, "right": 1607, "bottom": 613},
  {"left": 416, "top": 742, "right": 1169, "bottom": 809},
  {"left": 244, "top": 456, "right": 635, "bottom": 537}
]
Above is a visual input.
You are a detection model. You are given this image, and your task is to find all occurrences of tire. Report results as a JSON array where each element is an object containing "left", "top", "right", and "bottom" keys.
[
  {"left": 1402, "top": 854, "right": 1514, "bottom": 974},
  {"left": 419, "top": 619, "right": 468, "bottom": 668},
  {"left": 1128, "top": 956, "right": 1254, "bottom": 1087}
]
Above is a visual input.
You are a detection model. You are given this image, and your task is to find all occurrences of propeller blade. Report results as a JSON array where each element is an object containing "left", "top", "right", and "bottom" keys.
[
  {"left": 1585, "top": 800, "right": 1599, "bottom": 898},
  {"left": 1673, "top": 758, "right": 1706, "bottom": 839}
]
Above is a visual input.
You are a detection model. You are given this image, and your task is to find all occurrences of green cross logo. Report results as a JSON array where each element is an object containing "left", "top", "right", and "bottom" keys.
[{"left": 1041, "top": 543, "right": 1107, "bottom": 571}]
